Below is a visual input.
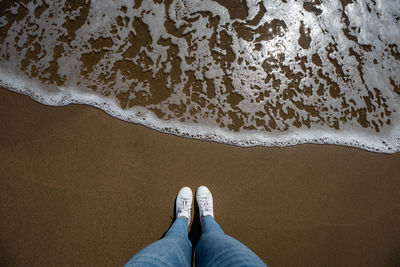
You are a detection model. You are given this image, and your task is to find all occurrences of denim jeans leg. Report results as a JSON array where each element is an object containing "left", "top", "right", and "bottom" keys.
[
  {"left": 124, "top": 217, "right": 192, "bottom": 267},
  {"left": 195, "top": 216, "right": 267, "bottom": 267}
]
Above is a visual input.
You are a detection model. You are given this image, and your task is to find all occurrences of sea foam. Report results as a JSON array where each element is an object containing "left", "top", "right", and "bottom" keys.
[{"left": 0, "top": 0, "right": 399, "bottom": 153}]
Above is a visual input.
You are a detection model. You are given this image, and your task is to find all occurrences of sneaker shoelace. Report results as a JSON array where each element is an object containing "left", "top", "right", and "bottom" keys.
[
  {"left": 198, "top": 196, "right": 211, "bottom": 213},
  {"left": 178, "top": 198, "right": 191, "bottom": 213}
]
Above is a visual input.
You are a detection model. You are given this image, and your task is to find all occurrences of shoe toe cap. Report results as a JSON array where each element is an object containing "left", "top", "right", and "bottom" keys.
[{"left": 178, "top": 186, "right": 193, "bottom": 198}]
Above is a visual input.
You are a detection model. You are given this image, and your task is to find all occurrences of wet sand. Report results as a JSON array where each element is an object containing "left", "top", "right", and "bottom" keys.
[{"left": 1, "top": 87, "right": 400, "bottom": 266}]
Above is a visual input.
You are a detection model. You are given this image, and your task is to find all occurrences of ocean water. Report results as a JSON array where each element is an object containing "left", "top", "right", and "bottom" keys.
[{"left": 0, "top": 0, "right": 399, "bottom": 153}]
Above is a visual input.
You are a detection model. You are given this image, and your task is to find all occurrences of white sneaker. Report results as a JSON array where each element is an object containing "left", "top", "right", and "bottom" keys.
[
  {"left": 175, "top": 187, "right": 193, "bottom": 222},
  {"left": 196, "top": 186, "right": 214, "bottom": 220}
]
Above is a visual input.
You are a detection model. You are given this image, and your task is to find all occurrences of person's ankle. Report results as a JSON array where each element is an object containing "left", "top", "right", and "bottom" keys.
[
  {"left": 180, "top": 215, "right": 190, "bottom": 222},
  {"left": 201, "top": 214, "right": 213, "bottom": 221}
]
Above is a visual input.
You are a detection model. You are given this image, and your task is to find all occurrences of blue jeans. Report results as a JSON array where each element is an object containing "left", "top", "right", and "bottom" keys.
[{"left": 124, "top": 216, "right": 267, "bottom": 267}]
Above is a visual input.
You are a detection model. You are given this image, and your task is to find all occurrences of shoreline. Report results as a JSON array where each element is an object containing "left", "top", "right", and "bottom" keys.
[{"left": 1, "top": 82, "right": 398, "bottom": 154}]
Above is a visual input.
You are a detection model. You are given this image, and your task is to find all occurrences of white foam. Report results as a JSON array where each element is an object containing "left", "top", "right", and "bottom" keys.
[{"left": 0, "top": 0, "right": 399, "bottom": 153}]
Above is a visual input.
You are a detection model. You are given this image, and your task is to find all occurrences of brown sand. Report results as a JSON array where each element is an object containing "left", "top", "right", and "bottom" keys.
[{"left": 1, "top": 87, "right": 400, "bottom": 266}]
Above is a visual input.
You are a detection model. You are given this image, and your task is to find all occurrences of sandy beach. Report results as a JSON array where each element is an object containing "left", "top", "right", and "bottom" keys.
[{"left": 1, "top": 87, "right": 400, "bottom": 266}]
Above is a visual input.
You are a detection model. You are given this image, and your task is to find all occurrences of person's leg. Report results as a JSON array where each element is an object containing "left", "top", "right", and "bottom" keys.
[
  {"left": 196, "top": 216, "right": 266, "bottom": 267},
  {"left": 195, "top": 186, "right": 267, "bottom": 267},
  {"left": 124, "top": 217, "right": 192, "bottom": 267},
  {"left": 124, "top": 187, "right": 193, "bottom": 267}
]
